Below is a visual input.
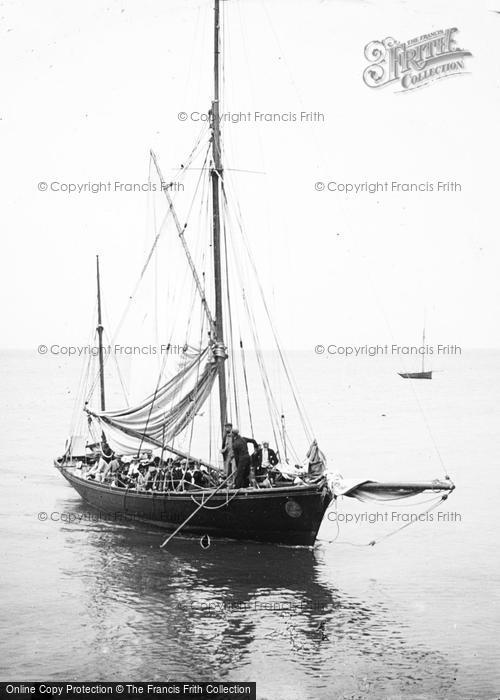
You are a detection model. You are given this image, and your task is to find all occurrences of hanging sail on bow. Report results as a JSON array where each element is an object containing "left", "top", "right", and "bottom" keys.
[{"left": 87, "top": 345, "right": 218, "bottom": 449}]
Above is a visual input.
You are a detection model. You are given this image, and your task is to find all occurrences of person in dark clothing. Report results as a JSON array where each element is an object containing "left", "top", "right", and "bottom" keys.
[
  {"left": 221, "top": 422, "right": 235, "bottom": 476},
  {"left": 192, "top": 465, "right": 204, "bottom": 487},
  {"left": 253, "top": 442, "right": 279, "bottom": 471},
  {"left": 232, "top": 428, "right": 258, "bottom": 488},
  {"left": 116, "top": 466, "right": 130, "bottom": 488},
  {"left": 251, "top": 441, "right": 279, "bottom": 485},
  {"left": 101, "top": 439, "right": 113, "bottom": 462},
  {"left": 172, "top": 464, "right": 183, "bottom": 489}
]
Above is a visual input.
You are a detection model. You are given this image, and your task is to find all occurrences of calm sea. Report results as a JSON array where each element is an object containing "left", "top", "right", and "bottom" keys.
[{"left": 1, "top": 348, "right": 499, "bottom": 699}]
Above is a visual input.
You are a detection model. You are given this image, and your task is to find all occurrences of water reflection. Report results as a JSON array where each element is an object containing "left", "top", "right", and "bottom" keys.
[{"left": 56, "top": 495, "right": 458, "bottom": 695}]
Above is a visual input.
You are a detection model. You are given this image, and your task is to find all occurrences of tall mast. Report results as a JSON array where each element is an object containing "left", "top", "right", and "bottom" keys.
[
  {"left": 211, "top": 0, "right": 228, "bottom": 436},
  {"left": 96, "top": 255, "right": 106, "bottom": 411}
]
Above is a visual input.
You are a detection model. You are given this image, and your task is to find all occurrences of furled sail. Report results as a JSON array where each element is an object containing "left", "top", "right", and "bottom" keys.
[
  {"left": 328, "top": 474, "right": 454, "bottom": 501},
  {"left": 306, "top": 440, "right": 327, "bottom": 477},
  {"left": 88, "top": 345, "right": 218, "bottom": 449}
]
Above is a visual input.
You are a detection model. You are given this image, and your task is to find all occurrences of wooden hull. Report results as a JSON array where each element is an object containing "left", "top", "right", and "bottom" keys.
[
  {"left": 398, "top": 371, "right": 432, "bottom": 379},
  {"left": 57, "top": 466, "right": 333, "bottom": 546}
]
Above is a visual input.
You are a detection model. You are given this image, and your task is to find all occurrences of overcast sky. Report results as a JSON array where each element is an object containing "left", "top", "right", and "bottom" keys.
[{"left": 1, "top": 0, "right": 498, "bottom": 350}]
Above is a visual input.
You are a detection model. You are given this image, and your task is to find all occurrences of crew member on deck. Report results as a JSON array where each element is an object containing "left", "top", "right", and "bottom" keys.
[
  {"left": 108, "top": 455, "right": 121, "bottom": 482},
  {"left": 252, "top": 441, "right": 279, "bottom": 485},
  {"left": 136, "top": 465, "right": 148, "bottom": 490},
  {"left": 95, "top": 452, "right": 112, "bottom": 482},
  {"left": 232, "top": 428, "right": 258, "bottom": 488},
  {"left": 115, "top": 465, "right": 130, "bottom": 488},
  {"left": 255, "top": 441, "right": 278, "bottom": 470},
  {"left": 221, "top": 422, "right": 235, "bottom": 476},
  {"left": 101, "top": 438, "right": 113, "bottom": 461}
]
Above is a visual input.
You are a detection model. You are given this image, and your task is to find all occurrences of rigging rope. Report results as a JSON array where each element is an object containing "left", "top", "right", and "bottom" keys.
[
  {"left": 70, "top": 303, "right": 97, "bottom": 438},
  {"left": 222, "top": 203, "right": 240, "bottom": 428},
  {"left": 85, "top": 132, "right": 211, "bottom": 403},
  {"left": 341, "top": 232, "right": 451, "bottom": 482},
  {"left": 239, "top": 339, "right": 254, "bottom": 436},
  {"left": 316, "top": 493, "right": 451, "bottom": 548},
  {"left": 241, "top": 289, "right": 291, "bottom": 461},
  {"left": 221, "top": 175, "right": 314, "bottom": 444},
  {"left": 190, "top": 488, "right": 241, "bottom": 509}
]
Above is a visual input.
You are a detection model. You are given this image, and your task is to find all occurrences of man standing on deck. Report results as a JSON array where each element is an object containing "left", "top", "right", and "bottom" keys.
[
  {"left": 221, "top": 421, "right": 235, "bottom": 477},
  {"left": 254, "top": 441, "right": 279, "bottom": 471},
  {"left": 232, "top": 428, "right": 258, "bottom": 488}
]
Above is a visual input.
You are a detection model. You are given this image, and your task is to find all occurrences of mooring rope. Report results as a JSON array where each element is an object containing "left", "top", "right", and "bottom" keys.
[
  {"left": 316, "top": 492, "right": 451, "bottom": 549},
  {"left": 190, "top": 488, "right": 241, "bottom": 510}
]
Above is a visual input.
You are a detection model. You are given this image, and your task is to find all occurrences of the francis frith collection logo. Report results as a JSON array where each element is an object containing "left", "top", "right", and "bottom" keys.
[{"left": 363, "top": 28, "right": 472, "bottom": 91}]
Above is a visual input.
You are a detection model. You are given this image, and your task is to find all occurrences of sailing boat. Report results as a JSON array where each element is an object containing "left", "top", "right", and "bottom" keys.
[
  {"left": 398, "top": 328, "right": 433, "bottom": 379},
  {"left": 54, "top": 0, "right": 453, "bottom": 546}
]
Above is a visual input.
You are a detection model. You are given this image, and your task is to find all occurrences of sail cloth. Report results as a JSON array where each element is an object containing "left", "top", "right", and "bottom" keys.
[
  {"left": 328, "top": 473, "right": 435, "bottom": 502},
  {"left": 89, "top": 346, "right": 218, "bottom": 450},
  {"left": 272, "top": 441, "right": 327, "bottom": 480},
  {"left": 306, "top": 440, "right": 327, "bottom": 477},
  {"left": 92, "top": 423, "right": 160, "bottom": 457},
  {"left": 64, "top": 434, "right": 88, "bottom": 458}
]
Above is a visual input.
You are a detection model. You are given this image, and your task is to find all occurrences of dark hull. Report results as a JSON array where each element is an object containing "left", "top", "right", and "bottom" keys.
[
  {"left": 398, "top": 371, "right": 432, "bottom": 379},
  {"left": 58, "top": 466, "right": 333, "bottom": 546}
]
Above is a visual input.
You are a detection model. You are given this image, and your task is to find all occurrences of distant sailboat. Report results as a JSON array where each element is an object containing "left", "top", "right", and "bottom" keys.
[{"left": 398, "top": 328, "right": 432, "bottom": 379}]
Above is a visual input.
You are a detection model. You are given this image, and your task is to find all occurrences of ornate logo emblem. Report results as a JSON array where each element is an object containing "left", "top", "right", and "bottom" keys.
[{"left": 363, "top": 29, "right": 472, "bottom": 92}]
